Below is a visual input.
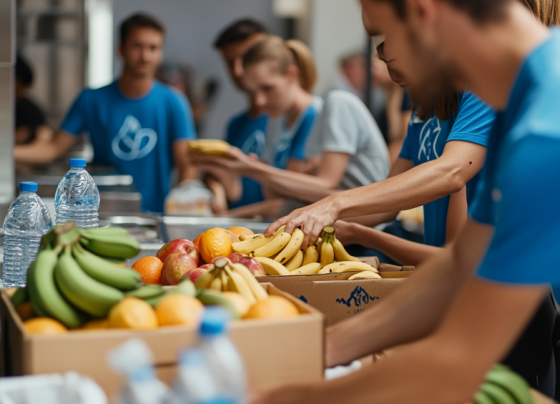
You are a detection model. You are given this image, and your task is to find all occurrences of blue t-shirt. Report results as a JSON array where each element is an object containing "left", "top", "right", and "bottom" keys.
[
  {"left": 225, "top": 112, "right": 267, "bottom": 208},
  {"left": 60, "top": 81, "right": 197, "bottom": 213},
  {"left": 471, "top": 30, "right": 560, "bottom": 286},
  {"left": 400, "top": 92, "right": 495, "bottom": 247}
]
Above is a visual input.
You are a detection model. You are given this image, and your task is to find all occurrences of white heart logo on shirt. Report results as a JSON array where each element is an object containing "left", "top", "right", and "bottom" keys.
[{"left": 112, "top": 115, "right": 158, "bottom": 161}]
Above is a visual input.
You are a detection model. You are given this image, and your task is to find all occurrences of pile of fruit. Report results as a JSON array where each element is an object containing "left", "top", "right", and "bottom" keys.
[
  {"left": 471, "top": 364, "right": 534, "bottom": 404},
  {"left": 10, "top": 223, "right": 302, "bottom": 335}
]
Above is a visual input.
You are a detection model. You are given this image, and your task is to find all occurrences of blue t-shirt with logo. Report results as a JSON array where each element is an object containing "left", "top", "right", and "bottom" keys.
[
  {"left": 60, "top": 81, "right": 196, "bottom": 213},
  {"left": 399, "top": 92, "right": 495, "bottom": 247},
  {"left": 225, "top": 112, "right": 267, "bottom": 208},
  {"left": 471, "top": 30, "right": 560, "bottom": 286}
]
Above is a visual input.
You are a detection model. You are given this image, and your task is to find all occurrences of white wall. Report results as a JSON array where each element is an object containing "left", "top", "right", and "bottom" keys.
[
  {"left": 308, "top": 0, "right": 366, "bottom": 96},
  {"left": 112, "top": 0, "right": 282, "bottom": 139}
]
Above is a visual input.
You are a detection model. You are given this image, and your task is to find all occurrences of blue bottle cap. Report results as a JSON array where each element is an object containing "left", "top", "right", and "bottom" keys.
[
  {"left": 69, "top": 158, "right": 86, "bottom": 168},
  {"left": 20, "top": 182, "right": 38, "bottom": 192},
  {"left": 200, "top": 307, "right": 230, "bottom": 336}
]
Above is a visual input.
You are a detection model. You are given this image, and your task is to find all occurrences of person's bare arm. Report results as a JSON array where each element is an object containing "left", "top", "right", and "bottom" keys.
[
  {"left": 173, "top": 140, "right": 198, "bottom": 182},
  {"left": 14, "top": 129, "right": 77, "bottom": 165},
  {"left": 326, "top": 218, "right": 492, "bottom": 367},
  {"left": 446, "top": 186, "right": 468, "bottom": 242},
  {"left": 204, "top": 175, "right": 229, "bottom": 215},
  {"left": 267, "top": 140, "right": 487, "bottom": 248}
]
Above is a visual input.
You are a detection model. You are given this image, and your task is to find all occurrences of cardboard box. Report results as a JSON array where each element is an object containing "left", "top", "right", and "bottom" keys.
[
  {"left": 0, "top": 285, "right": 324, "bottom": 398},
  {"left": 257, "top": 263, "right": 414, "bottom": 326}
]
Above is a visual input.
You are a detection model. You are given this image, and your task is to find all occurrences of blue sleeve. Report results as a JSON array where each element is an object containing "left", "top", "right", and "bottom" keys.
[
  {"left": 169, "top": 91, "right": 197, "bottom": 141},
  {"left": 468, "top": 166, "right": 494, "bottom": 225},
  {"left": 60, "top": 89, "right": 89, "bottom": 136},
  {"left": 289, "top": 108, "right": 318, "bottom": 161},
  {"left": 476, "top": 135, "right": 560, "bottom": 285},
  {"left": 398, "top": 127, "right": 412, "bottom": 160},
  {"left": 448, "top": 92, "right": 495, "bottom": 147},
  {"left": 225, "top": 117, "right": 237, "bottom": 144}
]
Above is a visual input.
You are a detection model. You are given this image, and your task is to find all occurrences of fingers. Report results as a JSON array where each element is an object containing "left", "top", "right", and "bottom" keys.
[{"left": 265, "top": 216, "right": 289, "bottom": 237}]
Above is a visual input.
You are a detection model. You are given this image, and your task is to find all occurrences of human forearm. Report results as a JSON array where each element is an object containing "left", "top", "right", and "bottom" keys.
[{"left": 344, "top": 211, "right": 399, "bottom": 227}]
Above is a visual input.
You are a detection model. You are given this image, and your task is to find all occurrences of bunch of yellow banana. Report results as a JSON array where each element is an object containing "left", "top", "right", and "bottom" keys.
[
  {"left": 188, "top": 139, "right": 231, "bottom": 156},
  {"left": 195, "top": 258, "right": 268, "bottom": 304}
]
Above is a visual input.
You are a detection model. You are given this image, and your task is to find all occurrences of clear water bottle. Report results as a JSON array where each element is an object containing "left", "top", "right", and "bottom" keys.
[
  {"left": 55, "top": 158, "right": 100, "bottom": 228},
  {"left": 172, "top": 349, "right": 223, "bottom": 404},
  {"left": 3, "top": 182, "right": 52, "bottom": 287}
]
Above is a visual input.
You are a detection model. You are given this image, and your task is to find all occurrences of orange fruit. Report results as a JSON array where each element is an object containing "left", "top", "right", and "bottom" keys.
[
  {"left": 131, "top": 256, "right": 164, "bottom": 285},
  {"left": 80, "top": 319, "right": 110, "bottom": 331},
  {"left": 24, "top": 317, "right": 67, "bottom": 335},
  {"left": 199, "top": 228, "right": 233, "bottom": 263},
  {"left": 244, "top": 296, "right": 300, "bottom": 320},
  {"left": 155, "top": 294, "right": 204, "bottom": 327},
  {"left": 228, "top": 227, "right": 254, "bottom": 238},
  {"left": 108, "top": 297, "right": 158, "bottom": 330},
  {"left": 193, "top": 233, "right": 203, "bottom": 251},
  {"left": 16, "top": 302, "right": 35, "bottom": 321},
  {"left": 221, "top": 292, "right": 251, "bottom": 318}
]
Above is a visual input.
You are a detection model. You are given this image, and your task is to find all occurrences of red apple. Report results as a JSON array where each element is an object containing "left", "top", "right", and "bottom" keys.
[
  {"left": 228, "top": 252, "right": 245, "bottom": 264},
  {"left": 184, "top": 267, "right": 210, "bottom": 284},
  {"left": 161, "top": 252, "right": 198, "bottom": 285},
  {"left": 237, "top": 257, "right": 266, "bottom": 277},
  {"left": 157, "top": 239, "right": 200, "bottom": 266}
]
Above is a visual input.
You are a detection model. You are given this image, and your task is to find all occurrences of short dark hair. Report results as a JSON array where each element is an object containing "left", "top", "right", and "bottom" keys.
[
  {"left": 16, "top": 56, "right": 33, "bottom": 86},
  {"left": 119, "top": 13, "right": 165, "bottom": 44},
  {"left": 213, "top": 18, "right": 267, "bottom": 49},
  {"left": 378, "top": 0, "right": 513, "bottom": 22}
]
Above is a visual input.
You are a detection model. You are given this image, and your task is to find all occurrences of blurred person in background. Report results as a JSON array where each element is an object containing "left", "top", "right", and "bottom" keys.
[
  {"left": 253, "top": 0, "right": 560, "bottom": 402},
  {"left": 14, "top": 55, "right": 52, "bottom": 146},
  {"left": 14, "top": 13, "right": 197, "bottom": 213},
  {"left": 202, "top": 19, "right": 268, "bottom": 214}
]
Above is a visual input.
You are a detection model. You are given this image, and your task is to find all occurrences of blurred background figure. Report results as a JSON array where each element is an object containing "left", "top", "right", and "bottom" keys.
[{"left": 14, "top": 55, "right": 52, "bottom": 146}]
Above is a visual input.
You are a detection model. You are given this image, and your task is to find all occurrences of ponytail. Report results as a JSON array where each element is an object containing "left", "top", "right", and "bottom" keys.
[{"left": 243, "top": 35, "right": 318, "bottom": 93}]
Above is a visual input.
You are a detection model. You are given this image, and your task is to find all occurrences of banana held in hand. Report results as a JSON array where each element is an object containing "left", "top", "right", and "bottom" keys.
[
  {"left": 72, "top": 244, "right": 141, "bottom": 290},
  {"left": 30, "top": 248, "right": 84, "bottom": 328},
  {"left": 302, "top": 245, "right": 319, "bottom": 266},
  {"left": 274, "top": 228, "right": 304, "bottom": 264},
  {"left": 232, "top": 234, "right": 272, "bottom": 255},
  {"left": 333, "top": 238, "right": 360, "bottom": 262},
  {"left": 319, "top": 261, "right": 379, "bottom": 274},
  {"left": 240, "top": 233, "right": 262, "bottom": 241},
  {"left": 224, "top": 266, "right": 256, "bottom": 305},
  {"left": 253, "top": 257, "right": 290, "bottom": 276},
  {"left": 55, "top": 248, "right": 124, "bottom": 317},
  {"left": 320, "top": 237, "right": 335, "bottom": 267},
  {"left": 284, "top": 250, "right": 304, "bottom": 271},
  {"left": 348, "top": 272, "right": 382, "bottom": 280},
  {"left": 79, "top": 233, "right": 140, "bottom": 260},
  {"left": 230, "top": 263, "right": 268, "bottom": 301},
  {"left": 291, "top": 262, "right": 321, "bottom": 275},
  {"left": 252, "top": 232, "right": 291, "bottom": 258}
]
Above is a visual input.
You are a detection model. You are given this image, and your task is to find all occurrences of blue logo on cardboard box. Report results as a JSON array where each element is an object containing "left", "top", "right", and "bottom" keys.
[
  {"left": 299, "top": 295, "right": 308, "bottom": 303},
  {"left": 336, "top": 286, "right": 379, "bottom": 307}
]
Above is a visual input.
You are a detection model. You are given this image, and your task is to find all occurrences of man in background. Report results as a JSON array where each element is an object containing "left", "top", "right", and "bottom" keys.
[{"left": 15, "top": 13, "right": 197, "bottom": 213}]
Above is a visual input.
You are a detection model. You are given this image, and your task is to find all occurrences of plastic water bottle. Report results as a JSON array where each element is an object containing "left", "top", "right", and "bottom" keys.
[
  {"left": 172, "top": 349, "right": 223, "bottom": 404},
  {"left": 55, "top": 159, "right": 100, "bottom": 228},
  {"left": 3, "top": 182, "right": 52, "bottom": 287}
]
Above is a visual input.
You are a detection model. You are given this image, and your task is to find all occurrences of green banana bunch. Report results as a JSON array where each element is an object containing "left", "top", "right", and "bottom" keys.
[
  {"left": 54, "top": 247, "right": 124, "bottom": 317},
  {"left": 79, "top": 227, "right": 140, "bottom": 259},
  {"left": 126, "top": 284, "right": 165, "bottom": 299},
  {"left": 10, "top": 287, "right": 28, "bottom": 308},
  {"left": 29, "top": 247, "right": 85, "bottom": 328},
  {"left": 474, "top": 365, "right": 533, "bottom": 404},
  {"left": 143, "top": 279, "right": 197, "bottom": 307},
  {"left": 72, "top": 244, "right": 141, "bottom": 290},
  {"left": 26, "top": 261, "right": 49, "bottom": 317}
]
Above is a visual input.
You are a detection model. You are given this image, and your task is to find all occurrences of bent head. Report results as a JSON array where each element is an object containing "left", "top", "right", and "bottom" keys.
[
  {"left": 118, "top": 13, "right": 165, "bottom": 79},
  {"left": 242, "top": 36, "right": 317, "bottom": 118},
  {"left": 361, "top": 0, "right": 514, "bottom": 110}
]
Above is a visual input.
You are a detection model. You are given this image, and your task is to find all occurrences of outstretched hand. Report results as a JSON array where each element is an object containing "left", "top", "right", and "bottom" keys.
[
  {"left": 190, "top": 146, "right": 252, "bottom": 173},
  {"left": 264, "top": 197, "right": 339, "bottom": 250}
]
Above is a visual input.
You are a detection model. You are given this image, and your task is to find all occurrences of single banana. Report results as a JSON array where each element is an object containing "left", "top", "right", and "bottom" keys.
[
  {"left": 10, "top": 287, "right": 28, "bottom": 307},
  {"left": 302, "top": 245, "right": 319, "bottom": 266},
  {"left": 333, "top": 238, "right": 360, "bottom": 262},
  {"left": 232, "top": 235, "right": 272, "bottom": 255},
  {"left": 230, "top": 263, "right": 268, "bottom": 301},
  {"left": 31, "top": 248, "right": 84, "bottom": 329},
  {"left": 55, "top": 248, "right": 124, "bottom": 318},
  {"left": 195, "top": 267, "right": 218, "bottom": 289},
  {"left": 144, "top": 280, "right": 196, "bottom": 306},
  {"left": 80, "top": 226, "right": 130, "bottom": 238},
  {"left": 209, "top": 273, "right": 223, "bottom": 291},
  {"left": 473, "top": 391, "right": 495, "bottom": 404},
  {"left": 253, "top": 257, "right": 290, "bottom": 276},
  {"left": 125, "top": 284, "right": 165, "bottom": 299},
  {"left": 196, "top": 289, "right": 240, "bottom": 320},
  {"left": 320, "top": 237, "right": 335, "bottom": 267},
  {"left": 188, "top": 139, "right": 230, "bottom": 156},
  {"left": 348, "top": 272, "right": 382, "bottom": 280},
  {"left": 274, "top": 228, "right": 304, "bottom": 264},
  {"left": 290, "top": 262, "right": 321, "bottom": 275},
  {"left": 319, "top": 261, "right": 379, "bottom": 274},
  {"left": 224, "top": 266, "right": 256, "bottom": 305},
  {"left": 79, "top": 234, "right": 140, "bottom": 260},
  {"left": 284, "top": 249, "right": 304, "bottom": 271},
  {"left": 220, "top": 270, "right": 229, "bottom": 292},
  {"left": 25, "top": 262, "right": 49, "bottom": 317},
  {"left": 252, "top": 232, "right": 291, "bottom": 258},
  {"left": 72, "top": 244, "right": 141, "bottom": 290},
  {"left": 485, "top": 365, "right": 533, "bottom": 404},
  {"left": 480, "top": 383, "right": 517, "bottom": 404},
  {"left": 240, "top": 233, "right": 262, "bottom": 241}
]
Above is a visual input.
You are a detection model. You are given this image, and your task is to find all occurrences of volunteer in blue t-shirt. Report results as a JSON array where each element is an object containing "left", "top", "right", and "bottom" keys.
[
  {"left": 210, "top": 19, "right": 269, "bottom": 210},
  {"left": 252, "top": 2, "right": 560, "bottom": 404},
  {"left": 15, "top": 14, "right": 197, "bottom": 213}
]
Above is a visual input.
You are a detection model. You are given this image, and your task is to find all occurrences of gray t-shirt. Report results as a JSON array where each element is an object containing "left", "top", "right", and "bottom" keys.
[{"left": 306, "top": 90, "right": 390, "bottom": 189}]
